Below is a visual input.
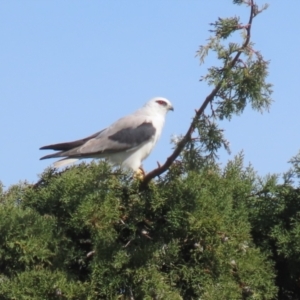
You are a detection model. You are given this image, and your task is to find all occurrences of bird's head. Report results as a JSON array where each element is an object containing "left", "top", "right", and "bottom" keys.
[{"left": 144, "top": 97, "right": 174, "bottom": 115}]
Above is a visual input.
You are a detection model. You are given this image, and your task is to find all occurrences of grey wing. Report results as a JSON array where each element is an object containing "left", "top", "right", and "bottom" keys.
[
  {"left": 79, "top": 115, "right": 156, "bottom": 155},
  {"left": 40, "top": 115, "right": 156, "bottom": 160},
  {"left": 40, "top": 130, "right": 105, "bottom": 151},
  {"left": 40, "top": 129, "right": 105, "bottom": 160}
]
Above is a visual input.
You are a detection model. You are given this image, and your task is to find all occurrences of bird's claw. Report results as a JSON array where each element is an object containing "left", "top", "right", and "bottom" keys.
[{"left": 134, "top": 167, "right": 145, "bottom": 180}]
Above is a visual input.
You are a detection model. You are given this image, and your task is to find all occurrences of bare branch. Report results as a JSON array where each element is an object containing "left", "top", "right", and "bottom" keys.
[{"left": 141, "top": 0, "right": 255, "bottom": 187}]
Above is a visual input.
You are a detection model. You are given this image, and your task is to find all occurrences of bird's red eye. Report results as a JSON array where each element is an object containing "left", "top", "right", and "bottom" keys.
[{"left": 156, "top": 100, "right": 167, "bottom": 106}]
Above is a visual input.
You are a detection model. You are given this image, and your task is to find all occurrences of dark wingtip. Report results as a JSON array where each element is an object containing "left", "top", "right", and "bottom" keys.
[
  {"left": 40, "top": 145, "right": 50, "bottom": 150},
  {"left": 40, "top": 144, "right": 60, "bottom": 150},
  {"left": 39, "top": 130, "right": 104, "bottom": 152},
  {"left": 40, "top": 153, "right": 54, "bottom": 160},
  {"left": 39, "top": 151, "right": 64, "bottom": 160},
  {"left": 39, "top": 143, "right": 72, "bottom": 151}
]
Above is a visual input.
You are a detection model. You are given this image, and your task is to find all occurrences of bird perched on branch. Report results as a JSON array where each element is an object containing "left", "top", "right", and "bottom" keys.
[{"left": 40, "top": 97, "right": 173, "bottom": 174}]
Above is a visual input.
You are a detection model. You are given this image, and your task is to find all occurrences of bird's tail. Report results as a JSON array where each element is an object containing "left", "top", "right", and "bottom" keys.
[{"left": 53, "top": 158, "right": 78, "bottom": 168}]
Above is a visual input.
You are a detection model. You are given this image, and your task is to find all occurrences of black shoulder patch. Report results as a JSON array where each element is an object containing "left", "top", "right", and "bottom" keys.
[{"left": 108, "top": 122, "right": 156, "bottom": 147}]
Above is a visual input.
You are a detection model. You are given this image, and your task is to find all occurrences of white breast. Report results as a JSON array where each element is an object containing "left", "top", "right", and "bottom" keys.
[{"left": 113, "top": 114, "right": 165, "bottom": 171}]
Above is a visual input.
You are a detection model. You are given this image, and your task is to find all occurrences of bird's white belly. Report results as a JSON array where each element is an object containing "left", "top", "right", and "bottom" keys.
[{"left": 108, "top": 140, "right": 154, "bottom": 171}]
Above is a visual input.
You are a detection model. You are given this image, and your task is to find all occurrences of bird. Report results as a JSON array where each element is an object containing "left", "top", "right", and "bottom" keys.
[{"left": 40, "top": 97, "right": 174, "bottom": 173}]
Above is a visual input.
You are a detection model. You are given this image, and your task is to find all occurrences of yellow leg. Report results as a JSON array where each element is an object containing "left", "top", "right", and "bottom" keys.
[{"left": 134, "top": 167, "right": 145, "bottom": 180}]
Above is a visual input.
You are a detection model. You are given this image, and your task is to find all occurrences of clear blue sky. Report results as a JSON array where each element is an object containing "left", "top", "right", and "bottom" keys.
[{"left": 1, "top": 1, "right": 299, "bottom": 189}]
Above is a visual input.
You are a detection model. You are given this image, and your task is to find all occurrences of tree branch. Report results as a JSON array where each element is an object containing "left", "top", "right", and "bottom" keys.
[{"left": 141, "top": 0, "right": 255, "bottom": 187}]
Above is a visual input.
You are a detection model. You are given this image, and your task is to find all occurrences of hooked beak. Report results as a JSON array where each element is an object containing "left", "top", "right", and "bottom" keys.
[{"left": 169, "top": 105, "right": 174, "bottom": 111}]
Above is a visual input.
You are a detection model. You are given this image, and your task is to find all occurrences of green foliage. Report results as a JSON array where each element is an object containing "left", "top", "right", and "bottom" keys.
[
  {"left": 0, "top": 160, "right": 277, "bottom": 299},
  {"left": 210, "top": 17, "right": 240, "bottom": 39},
  {"left": 242, "top": 151, "right": 300, "bottom": 299},
  {"left": 1, "top": 270, "right": 87, "bottom": 300}
]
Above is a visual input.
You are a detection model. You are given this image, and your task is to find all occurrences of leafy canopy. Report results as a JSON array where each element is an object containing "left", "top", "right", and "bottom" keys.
[{"left": 2, "top": 1, "right": 294, "bottom": 299}]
